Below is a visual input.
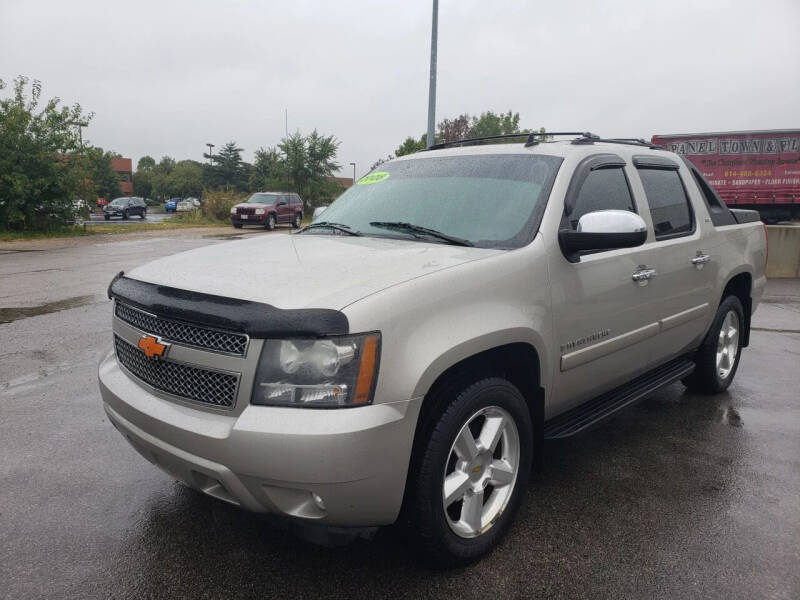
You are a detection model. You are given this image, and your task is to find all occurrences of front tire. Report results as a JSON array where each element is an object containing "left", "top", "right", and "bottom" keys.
[
  {"left": 141, "top": 209, "right": 147, "bottom": 219},
  {"left": 410, "top": 377, "right": 533, "bottom": 567},
  {"left": 122, "top": 209, "right": 129, "bottom": 220},
  {"left": 265, "top": 214, "right": 276, "bottom": 231},
  {"left": 684, "top": 295, "right": 744, "bottom": 393},
  {"left": 104, "top": 214, "right": 110, "bottom": 221}
]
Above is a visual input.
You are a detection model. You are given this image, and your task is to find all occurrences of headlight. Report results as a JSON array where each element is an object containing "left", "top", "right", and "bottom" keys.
[
  {"left": 254, "top": 208, "right": 266, "bottom": 215},
  {"left": 230, "top": 207, "right": 237, "bottom": 214},
  {"left": 251, "top": 333, "right": 380, "bottom": 408}
]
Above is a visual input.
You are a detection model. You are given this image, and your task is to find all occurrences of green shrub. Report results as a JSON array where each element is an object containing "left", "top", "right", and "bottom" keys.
[{"left": 201, "top": 189, "right": 248, "bottom": 221}]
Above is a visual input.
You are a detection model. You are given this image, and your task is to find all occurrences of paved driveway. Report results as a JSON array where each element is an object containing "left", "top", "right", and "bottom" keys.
[{"left": 1, "top": 231, "right": 798, "bottom": 599}]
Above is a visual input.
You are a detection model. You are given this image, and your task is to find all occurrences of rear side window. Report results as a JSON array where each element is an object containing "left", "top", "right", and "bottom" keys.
[
  {"left": 638, "top": 169, "right": 693, "bottom": 239},
  {"left": 569, "top": 167, "right": 635, "bottom": 230},
  {"left": 689, "top": 167, "right": 736, "bottom": 226}
]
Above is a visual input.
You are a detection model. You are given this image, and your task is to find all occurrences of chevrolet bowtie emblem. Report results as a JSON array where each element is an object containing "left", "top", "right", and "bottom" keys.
[{"left": 137, "top": 335, "right": 170, "bottom": 359}]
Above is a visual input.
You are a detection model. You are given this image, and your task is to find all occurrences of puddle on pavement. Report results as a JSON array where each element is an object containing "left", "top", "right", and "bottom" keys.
[
  {"left": 0, "top": 295, "right": 98, "bottom": 324},
  {"left": 202, "top": 234, "right": 247, "bottom": 240}
]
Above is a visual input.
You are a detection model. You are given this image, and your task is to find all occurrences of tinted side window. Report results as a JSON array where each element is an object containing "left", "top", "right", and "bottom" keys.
[
  {"left": 689, "top": 167, "right": 736, "bottom": 226},
  {"left": 638, "top": 169, "right": 693, "bottom": 238},
  {"left": 569, "top": 167, "right": 635, "bottom": 229}
]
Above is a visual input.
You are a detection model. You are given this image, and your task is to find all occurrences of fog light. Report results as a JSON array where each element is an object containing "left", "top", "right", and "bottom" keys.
[{"left": 312, "top": 492, "right": 326, "bottom": 510}]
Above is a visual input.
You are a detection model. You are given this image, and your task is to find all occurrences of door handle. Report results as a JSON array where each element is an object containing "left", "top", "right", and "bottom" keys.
[
  {"left": 632, "top": 267, "right": 657, "bottom": 286},
  {"left": 691, "top": 252, "right": 711, "bottom": 269}
]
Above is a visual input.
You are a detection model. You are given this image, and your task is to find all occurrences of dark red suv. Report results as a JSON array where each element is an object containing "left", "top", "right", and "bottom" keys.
[{"left": 230, "top": 192, "right": 304, "bottom": 230}]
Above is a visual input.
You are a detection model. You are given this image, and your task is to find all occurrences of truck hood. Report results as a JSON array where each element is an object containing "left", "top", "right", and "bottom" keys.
[{"left": 127, "top": 233, "right": 501, "bottom": 310}]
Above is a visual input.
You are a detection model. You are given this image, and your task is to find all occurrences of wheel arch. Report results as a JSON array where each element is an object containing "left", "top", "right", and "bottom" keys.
[
  {"left": 410, "top": 340, "right": 546, "bottom": 478},
  {"left": 719, "top": 270, "right": 753, "bottom": 347}
]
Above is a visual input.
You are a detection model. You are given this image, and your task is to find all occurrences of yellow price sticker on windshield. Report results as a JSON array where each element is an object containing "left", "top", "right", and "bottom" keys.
[{"left": 357, "top": 172, "right": 390, "bottom": 185}]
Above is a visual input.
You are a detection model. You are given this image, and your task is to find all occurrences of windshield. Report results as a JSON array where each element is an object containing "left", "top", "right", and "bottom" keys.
[
  {"left": 247, "top": 193, "right": 279, "bottom": 204},
  {"left": 308, "top": 154, "right": 561, "bottom": 248},
  {"left": 109, "top": 198, "right": 128, "bottom": 206}
]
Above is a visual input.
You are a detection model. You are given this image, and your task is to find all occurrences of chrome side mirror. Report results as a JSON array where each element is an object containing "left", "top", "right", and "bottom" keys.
[
  {"left": 577, "top": 210, "right": 647, "bottom": 234},
  {"left": 559, "top": 209, "right": 647, "bottom": 262}
]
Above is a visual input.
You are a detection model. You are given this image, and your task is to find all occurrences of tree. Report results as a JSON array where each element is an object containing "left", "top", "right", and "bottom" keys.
[
  {"left": 155, "top": 155, "right": 176, "bottom": 175},
  {"left": 0, "top": 76, "right": 92, "bottom": 231},
  {"left": 204, "top": 142, "right": 247, "bottom": 191},
  {"left": 84, "top": 146, "right": 122, "bottom": 201},
  {"left": 166, "top": 160, "right": 204, "bottom": 198},
  {"left": 137, "top": 155, "right": 155, "bottom": 172},
  {"left": 278, "top": 130, "right": 341, "bottom": 206},
  {"left": 392, "top": 110, "right": 542, "bottom": 159},
  {"left": 250, "top": 146, "right": 284, "bottom": 191},
  {"left": 469, "top": 110, "right": 524, "bottom": 138},
  {"left": 133, "top": 169, "right": 154, "bottom": 199},
  {"left": 395, "top": 134, "right": 426, "bottom": 157},
  {"left": 437, "top": 114, "right": 471, "bottom": 143}
]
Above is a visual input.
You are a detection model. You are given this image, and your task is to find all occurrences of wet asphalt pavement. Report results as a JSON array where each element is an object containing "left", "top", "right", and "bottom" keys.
[{"left": 1, "top": 232, "right": 799, "bottom": 599}]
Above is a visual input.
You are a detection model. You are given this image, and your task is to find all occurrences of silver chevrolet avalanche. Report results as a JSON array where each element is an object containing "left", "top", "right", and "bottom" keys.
[{"left": 98, "top": 132, "right": 766, "bottom": 566}]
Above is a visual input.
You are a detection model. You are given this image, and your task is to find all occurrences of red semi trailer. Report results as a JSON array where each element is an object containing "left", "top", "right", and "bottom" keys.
[{"left": 652, "top": 130, "right": 800, "bottom": 223}]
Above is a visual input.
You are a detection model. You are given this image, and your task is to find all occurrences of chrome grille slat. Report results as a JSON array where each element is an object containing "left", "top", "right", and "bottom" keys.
[
  {"left": 115, "top": 302, "right": 248, "bottom": 356},
  {"left": 114, "top": 335, "right": 238, "bottom": 408}
]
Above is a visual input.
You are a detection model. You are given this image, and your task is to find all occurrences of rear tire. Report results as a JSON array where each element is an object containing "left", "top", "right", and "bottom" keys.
[
  {"left": 292, "top": 212, "right": 303, "bottom": 228},
  {"left": 409, "top": 377, "right": 532, "bottom": 568},
  {"left": 683, "top": 295, "right": 744, "bottom": 393}
]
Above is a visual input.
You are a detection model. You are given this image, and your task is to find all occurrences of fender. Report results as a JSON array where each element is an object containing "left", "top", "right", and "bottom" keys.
[{"left": 411, "top": 327, "right": 549, "bottom": 399}]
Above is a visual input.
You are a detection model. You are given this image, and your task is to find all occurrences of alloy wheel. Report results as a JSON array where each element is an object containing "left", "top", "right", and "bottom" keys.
[
  {"left": 442, "top": 405, "right": 520, "bottom": 539},
  {"left": 716, "top": 310, "right": 740, "bottom": 380}
]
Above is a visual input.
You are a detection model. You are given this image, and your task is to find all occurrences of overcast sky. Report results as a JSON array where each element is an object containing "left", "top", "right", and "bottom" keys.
[{"left": 2, "top": 0, "right": 799, "bottom": 177}]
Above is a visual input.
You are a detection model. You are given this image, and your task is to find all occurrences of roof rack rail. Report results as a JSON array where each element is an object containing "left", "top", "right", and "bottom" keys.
[
  {"left": 573, "top": 137, "right": 663, "bottom": 150},
  {"left": 423, "top": 132, "right": 664, "bottom": 151},
  {"left": 426, "top": 131, "right": 598, "bottom": 151}
]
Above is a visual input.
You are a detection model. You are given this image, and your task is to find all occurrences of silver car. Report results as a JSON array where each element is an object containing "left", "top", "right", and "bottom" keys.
[{"left": 99, "top": 133, "right": 766, "bottom": 566}]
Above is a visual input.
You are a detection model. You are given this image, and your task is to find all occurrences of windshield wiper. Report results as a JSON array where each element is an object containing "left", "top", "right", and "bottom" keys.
[
  {"left": 369, "top": 221, "right": 474, "bottom": 247},
  {"left": 300, "top": 221, "right": 362, "bottom": 236}
]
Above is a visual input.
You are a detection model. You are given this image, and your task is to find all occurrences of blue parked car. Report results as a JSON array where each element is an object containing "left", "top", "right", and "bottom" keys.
[{"left": 164, "top": 198, "right": 180, "bottom": 212}]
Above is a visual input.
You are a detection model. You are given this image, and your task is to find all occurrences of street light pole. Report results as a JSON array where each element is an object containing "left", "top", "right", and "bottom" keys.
[
  {"left": 69, "top": 120, "right": 89, "bottom": 150},
  {"left": 350, "top": 162, "right": 356, "bottom": 186},
  {"left": 205, "top": 143, "right": 215, "bottom": 164},
  {"left": 426, "top": 0, "right": 439, "bottom": 148}
]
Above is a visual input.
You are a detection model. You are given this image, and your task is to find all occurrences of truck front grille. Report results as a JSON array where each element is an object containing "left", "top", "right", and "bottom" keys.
[
  {"left": 236, "top": 207, "right": 256, "bottom": 215},
  {"left": 115, "top": 302, "right": 248, "bottom": 356},
  {"left": 114, "top": 335, "right": 239, "bottom": 408}
]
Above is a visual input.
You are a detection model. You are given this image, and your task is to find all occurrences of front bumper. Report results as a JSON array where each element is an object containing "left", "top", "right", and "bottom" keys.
[
  {"left": 98, "top": 351, "right": 421, "bottom": 526},
  {"left": 230, "top": 214, "right": 266, "bottom": 225}
]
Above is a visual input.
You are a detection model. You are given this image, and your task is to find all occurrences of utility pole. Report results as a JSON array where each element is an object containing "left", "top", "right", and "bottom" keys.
[
  {"left": 285, "top": 108, "right": 290, "bottom": 193},
  {"left": 350, "top": 162, "right": 356, "bottom": 186},
  {"left": 426, "top": 0, "right": 439, "bottom": 148},
  {"left": 205, "top": 143, "right": 215, "bottom": 164},
  {"left": 70, "top": 120, "right": 89, "bottom": 150}
]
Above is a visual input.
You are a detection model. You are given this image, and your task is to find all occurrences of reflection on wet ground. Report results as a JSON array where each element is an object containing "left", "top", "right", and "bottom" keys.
[
  {"left": 1, "top": 238, "right": 798, "bottom": 599},
  {"left": 16, "top": 358, "right": 795, "bottom": 600},
  {"left": 0, "top": 295, "right": 97, "bottom": 324}
]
